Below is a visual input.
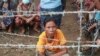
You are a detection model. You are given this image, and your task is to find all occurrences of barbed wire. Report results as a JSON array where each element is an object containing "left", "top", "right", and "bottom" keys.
[
  {"left": 0, "top": 44, "right": 100, "bottom": 49},
  {"left": 0, "top": 10, "right": 99, "bottom": 56},
  {"left": 0, "top": 11, "right": 99, "bottom": 18},
  {"left": 0, "top": 10, "right": 99, "bottom": 13},
  {"left": 0, "top": 32, "right": 99, "bottom": 44},
  {"left": 0, "top": 0, "right": 99, "bottom": 56}
]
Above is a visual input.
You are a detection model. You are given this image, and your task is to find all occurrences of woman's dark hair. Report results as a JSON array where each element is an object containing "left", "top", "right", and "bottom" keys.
[{"left": 44, "top": 18, "right": 57, "bottom": 27}]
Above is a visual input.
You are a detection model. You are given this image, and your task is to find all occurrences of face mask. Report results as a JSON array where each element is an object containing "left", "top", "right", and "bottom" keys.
[{"left": 3, "top": 0, "right": 7, "bottom": 3}]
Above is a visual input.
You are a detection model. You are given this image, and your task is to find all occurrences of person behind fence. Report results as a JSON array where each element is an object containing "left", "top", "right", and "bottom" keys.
[
  {"left": 15, "top": 0, "right": 40, "bottom": 34},
  {"left": 38, "top": 0, "right": 64, "bottom": 32},
  {"left": 0, "top": 0, "right": 15, "bottom": 32},
  {"left": 86, "top": 0, "right": 100, "bottom": 45},
  {"left": 37, "top": 18, "right": 69, "bottom": 56}
]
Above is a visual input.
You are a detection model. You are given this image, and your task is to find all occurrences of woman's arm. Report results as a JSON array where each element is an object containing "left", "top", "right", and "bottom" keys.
[{"left": 88, "top": 23, "right": 97, "bottom": 32}]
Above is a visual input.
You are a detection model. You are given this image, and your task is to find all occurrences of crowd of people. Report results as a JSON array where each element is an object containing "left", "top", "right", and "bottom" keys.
[
  {"left": 0, "top": 0, "right": 66, "bottom": 34},
  {"left": 0, "top": 0, "right": 68, "bottom": 56},
  {"left": 0, "top": 0, "right": 40, "bottom": 34},
  {"left": 0, "top": 0, "right": 100, "bottom": 56}
]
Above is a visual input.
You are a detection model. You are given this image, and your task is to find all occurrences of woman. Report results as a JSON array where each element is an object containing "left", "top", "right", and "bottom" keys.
[
  {"left": 15, "top": 0, "right": 40, "bottom": 34},
  {"left": 0, "top": 0, "right": 15, "bottom": 32},
  {"left": 37, "top": 18, "right": 69, "bottom": 56},
  {"left": 87, "top": 0, "right": 100, "bottom": 45}
]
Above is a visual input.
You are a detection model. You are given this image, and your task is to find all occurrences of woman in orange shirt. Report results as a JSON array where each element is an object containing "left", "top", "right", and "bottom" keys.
[{"left": 37, "top": 18, "right": 68, "bottom": 56}]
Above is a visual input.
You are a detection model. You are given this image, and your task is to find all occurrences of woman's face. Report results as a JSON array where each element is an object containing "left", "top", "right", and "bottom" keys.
[{"left": 45, "top": 21, "right": 57, "bottom": 37}]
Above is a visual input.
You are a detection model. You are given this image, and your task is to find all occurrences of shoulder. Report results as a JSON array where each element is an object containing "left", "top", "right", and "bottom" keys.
[
  {"left": 56, "top": 29, "right": 63, "bottom": 34},
  {"left": 56, "top": 29, "right": 64, "bottom": 38},
  {"left": 39, "top": 31, "right": 46, "bottom": 38}
]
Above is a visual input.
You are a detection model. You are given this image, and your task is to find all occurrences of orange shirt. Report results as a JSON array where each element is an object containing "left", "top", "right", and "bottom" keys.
[{"left": 37, "top": 29, "right": 67, "bottom": 53}]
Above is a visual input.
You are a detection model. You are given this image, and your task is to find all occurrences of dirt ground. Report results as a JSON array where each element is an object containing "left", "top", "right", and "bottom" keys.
[{"left": 0, "top": 0, "right": 100, "bottom": 56}]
